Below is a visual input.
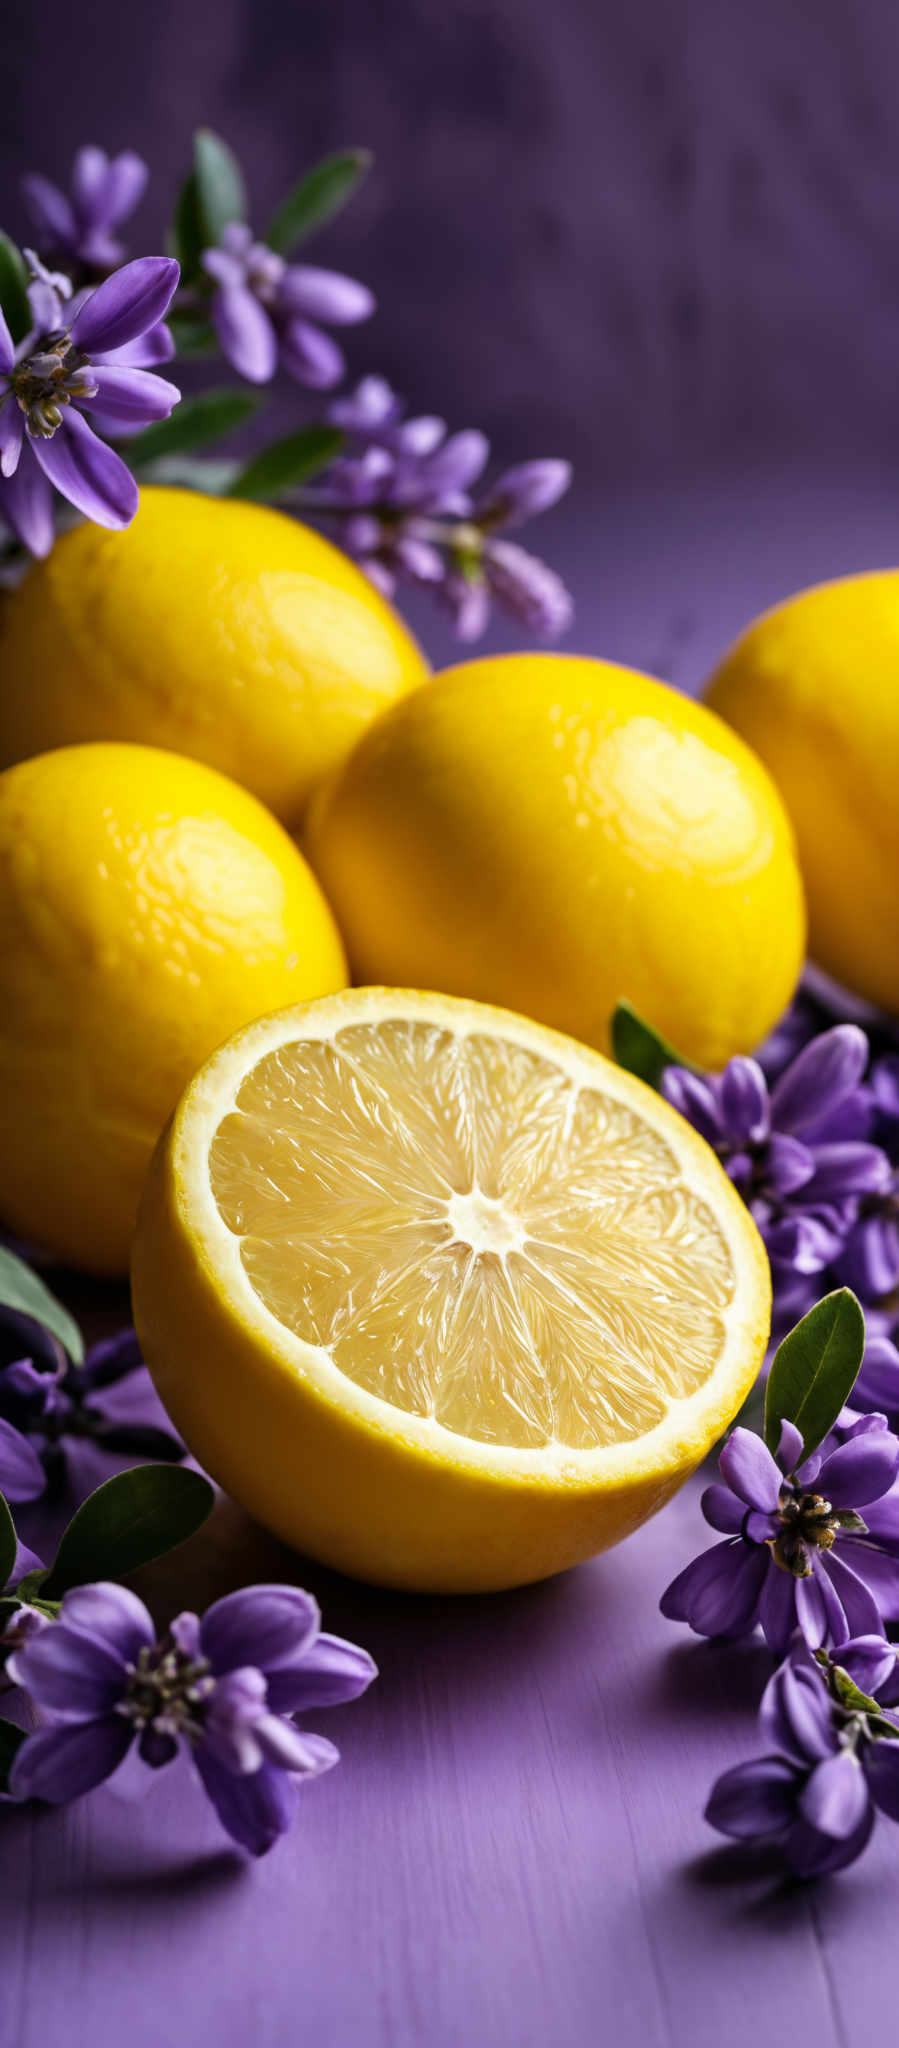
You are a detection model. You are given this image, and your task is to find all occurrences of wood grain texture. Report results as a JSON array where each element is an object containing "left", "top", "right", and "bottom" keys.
[{"left": 4, "top": 465, "right": 899, "bottom": 2044}]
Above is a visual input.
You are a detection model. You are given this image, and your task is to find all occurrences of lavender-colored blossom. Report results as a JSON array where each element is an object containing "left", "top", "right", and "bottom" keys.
[
  {"left": 706, "top": 1639, "right": 899, "bottom": 1876},
  {"left": 22, "top": 147, "right": 148, "bottom": 273},
  {"left": 0, "top": 254, "right": 179, "bottom": 556},
  {"left": 0, "top": 1314, "right": 183, "bottom": 1506},
  {"left": 303, "top": 375, "right": 572, "bottom": 639},
  {"left": 662, "top": 1027, "right": 890, "bottom": 1305},
  {"left": 7, "top": 1580, "right": 376, "bottom": 1854},
  {"left": 661, "top": 1413, "right": 899, "bottom": 1652},
  {"left": 0, "top": 1536, "right": 49, "bottom": 1663},
  {"left": 201, "top": 222, "right": 373, "bottom": 389}
]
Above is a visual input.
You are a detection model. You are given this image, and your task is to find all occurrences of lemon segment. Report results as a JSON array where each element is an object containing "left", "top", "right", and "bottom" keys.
[{"left": 132, "top": 988, "right": 771, "bottom": 1591}]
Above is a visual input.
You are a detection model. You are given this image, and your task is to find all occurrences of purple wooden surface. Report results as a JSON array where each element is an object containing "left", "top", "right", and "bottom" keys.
[{"left": 4, "top": 466, "right": 899, "bottom": 2047}]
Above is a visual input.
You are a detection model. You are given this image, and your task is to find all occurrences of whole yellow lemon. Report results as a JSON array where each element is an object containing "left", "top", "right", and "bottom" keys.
[
  {"left": 305, "top": 654, "right": 805, "bottom": 1068},
  {"left": 705, "top": 572, "right": 899, "bottom": 1014},
  {"left": 0, "top": 743, "right": 347, "bottom": 1273},
  {"left": 0, "top": 488, "right": 427, "bottom": 825}
]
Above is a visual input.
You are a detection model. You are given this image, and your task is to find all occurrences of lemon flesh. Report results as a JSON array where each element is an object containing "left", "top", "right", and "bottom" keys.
[{"left": 132, "top": 990, "right": 770, "bottom": 1590}]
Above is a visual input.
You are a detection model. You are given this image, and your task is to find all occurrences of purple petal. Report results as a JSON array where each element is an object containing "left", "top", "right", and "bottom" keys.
[
  {"left": 0, "top": 441, "right": 55, "bottom": 556},
  {"left": 421, "top": 429, "right": 490, "bottom": 496},
  {"left": 863, "top": 1739, "right": 899, "bottom": 1820},
  {"left": 200, "top": 1584, "right": 320, "bottom": 1678},
  {"left": 837, "top": 1539, "right": 899, "bottom": 1619},
  {"left": 82, "top": 364, "right": 180, "bottom": 426},
  {"left": 784, "top": 1804, "right": 875, "bottom": 1876},
  {"left": 765, "top": 1212, "right": 848, "bottom": 1275},
  {"left": 765, "top": 1133, "right": 816, "bottom": 1197},
  {"left": 0, "top": 401, "right": 24, "bottom": 478},
  {"left": 96, "top": 321, "right": 175, "bottom": 370},
  {"left": 6, "top": 1619, "right": 130, "bottom": 1717},
  {"left": 265, "top": 1633, "right": 378, "bottom": 1714},
  {"left": 445, "top": 571, "right": 490, "bottom": 640},
  {"left": 834, "top": 1634, "right": 899, "bottom": 1697},
  {"left": 202, "top": 1666, "right": 269, "bottom": 1772},
  {"left": 394, "top": 534, "right": 445, "bottom": 583},
  {"left": 211, "top": 285, "right": 278, "bottom": 383},
  {"left": 254, "top": 1719, "right": 340, "bottom": 1774},
  {"left": 803, "top": 1142, "right": 892, "bottom": 1203},
  {"left": 74, "top": 147, "right": 147, "bottom": 231},
  {"left": 0, "top": 309, "right": 16, "bottom": 377},
  {"left": 771, "top": 1026, "right": 870, "bottom": 1134},
  {"left": 818, "top": 1551, "right": 883, "bottom": 1638},
  {"left": 660, "top": 1067, "right": 722, "bottom": 1144},
  {"left": 777, "top": 1419, "right": 805, "bottom": 1474},
  {"left": 854, "top": 1332, "right": 899, "bottom": 1415},
  {"left": 839, "top": 1215, "right": 899, "bottom": 1302},
  {"left": 70, "top": 256, "right": 179, "bottom": 354},
  {"left": 760, "top": 1654, "right": 836, "bottom": 1761},
  {"left": 705, "top": 1756, "right": 800, "bottom": 1839},
  {"left": 659, "top": 1539, "right": 768, "bottom": 1637},
  {"left": 477, "top": 458, "right": 572, "bottom": 529},
  {"left": 719, "top": 1058, "right": 771, "bottom": 1143},
  {"left": 278, "top": 266, "right": 374, "bottom": 326},
  {"left": 193, "top": 1750, "right": 300, "bottom": 1856},
  {"left": 279, "top": 317, "right": 344, "bottom": 389},
  {"left": 10, "top": 1535, "right": 44, "bottom": 1586},
  {"left": 700, "top": 1482, "right": 745, "bottom": 1534},
  {"left": 31, "top": 410, "right": 138, "bottom": 529},
  {"left": 799, "top": 1750, "right": 869, "bottom": 1839},
  {"left": 718, "top": 1429, "right": 782, "bottom": 1511},
  {"left": 0, "top": 1416, "right": 46, "bottom": 1503},
  {"left": 817, "top": 1433, "right": 899, "bottom": 1507},
  {"left": 8, "top": 1716, "right": 132, "bottom": 1804},
  {"left": 795, "top": 1566, "right": 840, "bottom": 1647},
  {"left": 56, "top": 1582, "right": 155, "bottom": 1662},
  {"left": 21, "top": 173, "right": 77, "bottom": 248},
  {"left": 484, "top": 538, "right": 574, "bottom": 637},
  {"left": 758, "top": 1565, "right": 800, "bottom": 1655}
]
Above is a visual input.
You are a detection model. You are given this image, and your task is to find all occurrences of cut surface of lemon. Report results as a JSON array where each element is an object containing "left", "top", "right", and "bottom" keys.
[{"left": 132, "top": 990, "right": 770, "bottom": 1590}]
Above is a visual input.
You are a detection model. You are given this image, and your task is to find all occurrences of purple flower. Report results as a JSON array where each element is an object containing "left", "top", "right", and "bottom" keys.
[
  {"left": 0, "top": 254, "right": 179, "bottom": 556},
  {"left": 0, "top": 1316, "right": 183, "bottom": 1507},
  {"left": 7, "top": 1580, "right": 376, "bottom": 1855},
  {"left": 706, "top": 1639, "right": 899, "bottom": 1877},
  {"left": 661, "top": 1414, "right": 899, "bottom": 1652},
  {"left": 201, "top": 222, "right": 373, "bottom": 389},
  {"left": 303, "top": 375, "right": 572, "bottom": 640},
  {"left": 0, "top": 1536, "right": 49, "bottom": 1662},
  {"left": 22, "top": 147, "right": 148, "bottom": 273},
  {"left": 662, "top": 1028, "right": 890, "bottom": 1295}
]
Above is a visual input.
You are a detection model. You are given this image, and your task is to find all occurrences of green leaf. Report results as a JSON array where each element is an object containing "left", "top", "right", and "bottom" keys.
[
  {"left": 136, "top": 454, "right": 242, "bottom": 495},
  {"left": 0, "top": 231, "right": 30, "bottom": 345},
  {"left": 194, "top": 129, "right": 247, "bottom": 245},
  {"left": 763, "top": 1289, "right": 866, "bottom": 1464},
  {"left": 829, "top": 1662, "right": 882, "bottom": 1717},
  {"left": 0, "top": 1490, "right": 16, "bottom": 1591},
  {"left": 0, "top": 1717, "right": 25, "bottom": 1793},
  {"left": 170, "top": 130, "right": 246, "bottom": 280},
  {"left": 42, "top": 1465, "right": 215, "bottom": 1598},
  {"left": 0, "top": 1246, "right": 84, "bottom": 1364},
  {"left": 610, "top": 1001, "right": 691, "bottom": 1091},
  {"left": 228, "top": 424, "right": 344, "bottom": 501},
  {"left": 165, "top": 312, "right": 219, "bottom": 358},
  {"left": 266, "top": 149, "right": 372, "bottom": 254},
  {"left": 127, "top": 387, "right": 263, "bottom": 467}
]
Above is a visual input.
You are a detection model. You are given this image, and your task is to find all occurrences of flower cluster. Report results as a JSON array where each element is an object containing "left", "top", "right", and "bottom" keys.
[
  {"left": 663, "top": 1021, "right": 899, "bottom": 1403},
  {"left": 304, "top": 374, "right": 573, "bottom": 638},
  {"left": 0, "top": 1316, "right": 183, "bottom": 1507},
  {"left": 661, "top": 1287, "right": 899, "bottom": 1874},
  {"left": 0, "top": 253, "right": 179, "bottom": 556},
  {"left": 707, "top": 1639, "right": 899, "bottom": 1877},
  {"left": 5, "top": 1579, "right": 376, "bottom": 1856},
  {"left": 0, "top": 134, "right": 574, "bottom": 641},
  {"left": 201, "top": 220, "right": 373, "bottom": 388}
]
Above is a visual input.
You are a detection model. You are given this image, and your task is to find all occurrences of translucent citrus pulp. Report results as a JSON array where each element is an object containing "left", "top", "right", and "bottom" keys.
[{"left": 131, "top": 990, "right": 771, "bottom": 1590}]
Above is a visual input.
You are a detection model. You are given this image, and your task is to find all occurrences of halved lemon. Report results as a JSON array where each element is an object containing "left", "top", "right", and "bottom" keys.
[{"left": 131, "top": 989, "right": 770, "bottom": 1591}]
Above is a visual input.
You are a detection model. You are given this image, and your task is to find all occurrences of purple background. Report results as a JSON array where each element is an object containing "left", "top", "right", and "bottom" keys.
[{"left": 5, "top": 6, "right": 899, "bottom": 2041}]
